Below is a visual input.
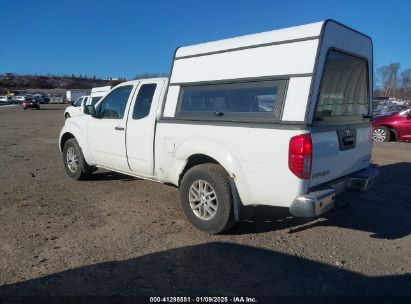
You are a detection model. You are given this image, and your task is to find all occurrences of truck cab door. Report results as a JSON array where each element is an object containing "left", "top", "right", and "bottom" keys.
[
  {"left": 126, "top": 80, "right": 165, "bottom": 177},
  {"left": 87, "top": 84, "right": 136, "bottom": 172}
]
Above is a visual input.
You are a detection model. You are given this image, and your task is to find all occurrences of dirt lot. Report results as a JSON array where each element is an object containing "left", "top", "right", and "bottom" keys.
[{"left": 0, "top": 104, "right": 410, "bottom": 298}]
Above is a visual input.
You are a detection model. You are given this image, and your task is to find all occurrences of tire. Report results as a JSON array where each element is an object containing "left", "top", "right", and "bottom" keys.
[
  {"left": 180, "top": 164, "right": 235, "bottom": 234},
  {"left": 62, "top": 138, "right": 93, "bottom": 180},
  {"left": 65, "top": 113, "right": 70, "bottom": 120},
  {"left": 372, "top": 126, "right": 391, "bottom": 142},
  {"left": 23, "top": 107, "right": 27, "bottom": 110}
]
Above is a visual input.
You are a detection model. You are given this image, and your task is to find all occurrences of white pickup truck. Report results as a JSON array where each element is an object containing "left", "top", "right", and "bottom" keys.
[
  {"left": 59, "top": 20, "right": 378, "bottom": 234},
  {"left": 64, "top": 86, "right": 111, "bottom": 120}
]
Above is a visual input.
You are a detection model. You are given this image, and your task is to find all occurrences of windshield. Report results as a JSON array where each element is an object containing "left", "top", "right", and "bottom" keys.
[
  {"left": 74, "top": 98, "right": 82, "bottom": 107},
  {"left": 314, "top": 50, "right": 369, "bottom": 124},
  {"left": 400, "top": 108, "right": 411, "bottom": 117},
  {"left": 385, "top": 105, "right": 403, "bottom": 112}
]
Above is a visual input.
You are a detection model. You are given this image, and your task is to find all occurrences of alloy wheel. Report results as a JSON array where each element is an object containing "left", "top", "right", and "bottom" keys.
[
  {"left": 372, "top": 128, "right": 387, "bottom": 142},
  {"left": 66, "top": 147, "right": 78, "bottom": 173},
  {"left": 188, "top": 180, "right": 218, "bottom": 220}
]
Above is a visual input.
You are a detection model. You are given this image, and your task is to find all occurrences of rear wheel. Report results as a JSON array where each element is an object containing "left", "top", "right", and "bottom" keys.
[
  {"left": 180, "top": 164, "right": 235, "bottom": 234},
  {"left": 372, "top": 126, "right": 391, "bottom": 142}
]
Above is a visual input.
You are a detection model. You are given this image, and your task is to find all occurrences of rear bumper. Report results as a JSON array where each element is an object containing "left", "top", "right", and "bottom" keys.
[{"left": 289, "top": 167, "right": 379, "bottom": 217}]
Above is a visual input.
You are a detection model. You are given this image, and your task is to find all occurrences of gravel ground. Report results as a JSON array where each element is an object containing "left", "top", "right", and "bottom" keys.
[{"left": 0, "top": 104, "right": 410, "bottom": 298}]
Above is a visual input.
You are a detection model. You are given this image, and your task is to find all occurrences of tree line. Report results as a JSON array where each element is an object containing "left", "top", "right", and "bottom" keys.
[
  {"left": 375, "top": 63, "right": 411, "bottom": 99},
  {"left": 0, "top": 74, "right": 123, "bottom": 91}
]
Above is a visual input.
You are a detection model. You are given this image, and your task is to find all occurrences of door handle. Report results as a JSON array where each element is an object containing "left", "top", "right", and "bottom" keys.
[{"left": 115, "top": 126, "right": 125, "bottom": 131}]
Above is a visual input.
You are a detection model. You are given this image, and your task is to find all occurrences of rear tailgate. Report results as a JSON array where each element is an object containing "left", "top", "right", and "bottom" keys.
[
  {"left": 308, "top": 50, "right": 373, "bottom": 187},
  {"left": 309, "top": 125, "right": 372, "bottom": 187}
]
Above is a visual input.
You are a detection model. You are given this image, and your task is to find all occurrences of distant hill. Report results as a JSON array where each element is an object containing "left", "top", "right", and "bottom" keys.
[{"left": 0, "top": 74, "right": 124, "bottom": 93}]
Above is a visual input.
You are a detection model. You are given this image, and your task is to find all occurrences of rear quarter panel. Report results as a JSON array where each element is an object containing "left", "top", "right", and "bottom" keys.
[{"left": 155, "top": 123, "right": 309, "bottom": 207}]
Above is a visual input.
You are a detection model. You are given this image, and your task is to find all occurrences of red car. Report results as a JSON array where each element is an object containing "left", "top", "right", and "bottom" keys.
[
  {"left": 372, "top": 108, "right": 411, "bottom": 142},
  {"left": 22, "top": 97, "right": 40, "bottom": 110}
]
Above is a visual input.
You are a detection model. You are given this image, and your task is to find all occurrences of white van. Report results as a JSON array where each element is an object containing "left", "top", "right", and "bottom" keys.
[{"left": 59, "top": 20, "right": 378, "bottom": 233}]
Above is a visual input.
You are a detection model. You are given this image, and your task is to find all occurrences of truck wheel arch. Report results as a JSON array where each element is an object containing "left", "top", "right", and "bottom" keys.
[
  {"left": 386, "top": 125, "right": 397, "bottom": 141},
  {"left": 178, "top": 154, "right": 243, "bottom": 222},
  {"left": 171, "top": 138, "right": 252, "bottom": 205},
  {"left": 60, "top": 132, "right": 75, "bottom": 152},
  {"left": 178, "top": 154, "right": 219, "bottom": 186},
  {"left": 59, "top": 124, "right": 92, "bottom": 164}
]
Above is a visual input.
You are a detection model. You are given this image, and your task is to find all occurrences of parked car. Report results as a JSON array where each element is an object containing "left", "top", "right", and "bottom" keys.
[
  {"left": 12, "top": 96, "right": 25, "bottom": 103},
  {"left": 35, "top": 96, "right": 44, "bottom": 104},
  {"left": 389, "top": 100, "right": 405, "bottom": 106},
  {"left": 59, "top": 20, "right": 378, "bottom": 234},
  {"left": 49, "top": 97, "right": 64, "bottom": 104},
  {"left": 0, "top": 96, "right": 8, "bottom": 105},
  {"left": 33, "top": 94, "right": 45, "bottom": 104},
  {"left": 372, "top": 108, "right": 411, "bottom": 142},
  {"left": 22, "top": 97, "right": 40, "bottom": 110},
  {"left": 43, "top": 95, "right": 51, "bottom": 104},
  {"left": 372, "top": 104, "right": 406, "bottom": 118}
]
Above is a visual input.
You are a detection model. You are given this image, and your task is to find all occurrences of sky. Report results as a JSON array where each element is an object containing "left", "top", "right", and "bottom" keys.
[{"left": 1, "top": 0, "right": 410, "bottom": 79}]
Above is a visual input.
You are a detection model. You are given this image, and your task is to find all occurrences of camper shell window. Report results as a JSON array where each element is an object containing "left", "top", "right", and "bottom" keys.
[
  {"left": 176, "top": 80, "right": 287, "bottom": 122},
  {"left": 314, "top": 50, "right": 370, "bottom": 125}
]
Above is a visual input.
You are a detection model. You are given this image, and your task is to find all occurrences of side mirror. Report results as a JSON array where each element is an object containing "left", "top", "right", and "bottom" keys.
[
  {"left": 70, "top": 100, "right": 75, "bottom": 106},
  {"left": 84, "top": 105, "right": 98, "bottom": 117}
]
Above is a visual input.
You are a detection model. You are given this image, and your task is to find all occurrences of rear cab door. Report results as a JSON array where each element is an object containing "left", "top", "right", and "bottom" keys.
[
  {"left": 125, "top": 78, "right": 166, "bottom": 177},
  {"left": 307, "top": 21, "right": 373, "bottom": 189}
]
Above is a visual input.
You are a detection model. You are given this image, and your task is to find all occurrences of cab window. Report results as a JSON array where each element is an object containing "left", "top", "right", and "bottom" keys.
[
  {"left": 98, "top": 86, "right": 133, "bottom": 119},
  {"left": 132, "top": 84, "right": 157, "bottom": 119}
]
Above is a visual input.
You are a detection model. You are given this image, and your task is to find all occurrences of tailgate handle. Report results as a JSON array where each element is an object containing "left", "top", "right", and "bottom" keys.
[
  {"left": 343, "top": 135, "right": 354, "bottom": 145},
  {"left": 337, "top": 128, "right": 356, "bottom": 151}
]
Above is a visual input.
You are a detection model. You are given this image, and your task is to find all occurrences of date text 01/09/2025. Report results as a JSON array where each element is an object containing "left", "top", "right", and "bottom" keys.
[{"left": 149, "top": 296, "right": 258, "bottom": 303}]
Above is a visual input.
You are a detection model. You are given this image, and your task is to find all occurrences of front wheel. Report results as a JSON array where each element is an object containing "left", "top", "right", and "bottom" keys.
[
  {"left": 180, "top": 164, "right": 235, "bottom": 234},
  {"left": 372, "top": 126, "right": 391, "bottom": 142},
  {"left": 63, "top": 138, "right": 93, "bottom": 180}
]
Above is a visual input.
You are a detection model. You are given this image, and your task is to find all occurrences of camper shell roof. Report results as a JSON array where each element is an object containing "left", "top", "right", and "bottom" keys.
[
  {"left": 175, "top": 20, "right": 371, "bottom": 60},
  {"left": 164, "top": 20, "right": 373, "bottom": 124}
]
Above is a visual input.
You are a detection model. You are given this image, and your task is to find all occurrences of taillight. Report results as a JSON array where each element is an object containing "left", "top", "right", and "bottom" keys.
[{"left": 288, "top": 134, "right": 312, "bottom": 179}]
